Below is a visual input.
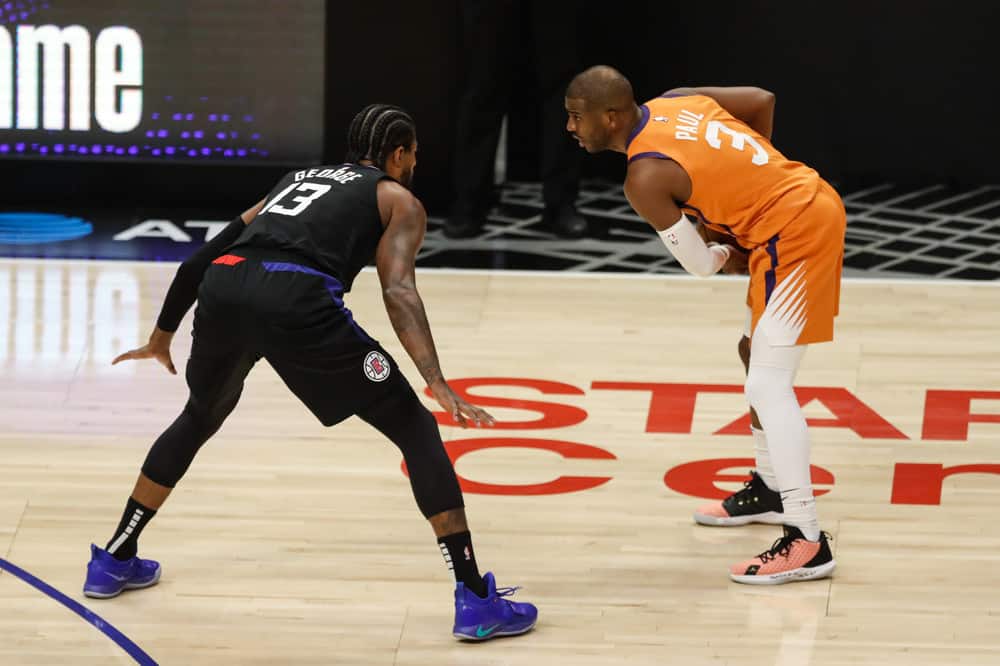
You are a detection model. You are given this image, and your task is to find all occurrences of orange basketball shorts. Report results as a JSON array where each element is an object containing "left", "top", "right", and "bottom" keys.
[{"left": 746, "top": 180, "right": 847, "bottom": 346}]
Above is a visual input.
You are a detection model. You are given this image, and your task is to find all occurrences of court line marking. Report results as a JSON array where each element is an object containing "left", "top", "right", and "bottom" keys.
[{"left": 0, "top": 557, "right": 157, "bottom": 665}]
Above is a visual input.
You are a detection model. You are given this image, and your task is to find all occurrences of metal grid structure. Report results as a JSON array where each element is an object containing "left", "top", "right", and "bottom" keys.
[{"left": 419, "top": 181, "right": 1000, "bottom": 279}]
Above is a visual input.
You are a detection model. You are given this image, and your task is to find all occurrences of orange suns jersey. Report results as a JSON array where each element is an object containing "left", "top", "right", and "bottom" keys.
[{"left": 626, "top": 94, "right": 821, "bottom": 249}]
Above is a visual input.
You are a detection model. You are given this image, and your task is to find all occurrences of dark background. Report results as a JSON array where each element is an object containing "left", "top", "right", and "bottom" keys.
[{"left": 3, "top": 0, "right": 997, "bottom": 216}]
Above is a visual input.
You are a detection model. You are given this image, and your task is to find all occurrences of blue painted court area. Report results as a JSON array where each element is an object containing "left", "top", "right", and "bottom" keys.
[{"left": 0, "top": 557, "right": 157, "bottom": 665}]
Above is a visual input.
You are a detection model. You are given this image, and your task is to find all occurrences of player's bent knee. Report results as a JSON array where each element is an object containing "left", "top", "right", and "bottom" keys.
[{"left": 744, "top": 364, "right": 797, "bottom": 416}]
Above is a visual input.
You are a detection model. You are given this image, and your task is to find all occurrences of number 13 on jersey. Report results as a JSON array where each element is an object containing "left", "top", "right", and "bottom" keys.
[{"left": 261, "top": 182, "right": 332, "bottom": 217}]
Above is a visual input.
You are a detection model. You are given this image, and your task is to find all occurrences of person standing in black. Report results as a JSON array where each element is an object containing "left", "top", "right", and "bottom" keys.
[
  {"left": 446, "top": 0, "right": 587, "bottom": 238},
  {"left": 82, "top": 104, "right": 538, "bottom": 641}
]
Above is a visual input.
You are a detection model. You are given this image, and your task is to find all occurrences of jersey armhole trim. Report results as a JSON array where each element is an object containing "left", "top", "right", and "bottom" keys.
[{"left": 628, "top": 151, "right": 670, "bottom": 164}]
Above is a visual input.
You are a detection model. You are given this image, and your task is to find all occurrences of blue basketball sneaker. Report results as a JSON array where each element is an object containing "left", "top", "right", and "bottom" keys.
[
  {"left": 83, "top": 544, "right": 161, "bottom": 599},
  {"left": 453, "top": 571, "right": 537, "bottom": 641}
]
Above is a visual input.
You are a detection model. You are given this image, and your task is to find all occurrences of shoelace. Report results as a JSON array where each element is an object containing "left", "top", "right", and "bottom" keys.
[
  {"left": 731, "top": 471, "right": 762, "bottom": 502},
  {"left": 757, "top": 534, "right": 797, "bottom": 563},
  {"left": 757, "top": 531, "right": 833, "bottom": 563},
  {"left": 495, "top": 586, "right": 521, "bottom": 598}
]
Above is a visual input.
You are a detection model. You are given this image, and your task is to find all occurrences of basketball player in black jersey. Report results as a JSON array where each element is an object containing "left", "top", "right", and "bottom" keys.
[{"left": 83, "top": 105, "right": 537, "bottom": 641}]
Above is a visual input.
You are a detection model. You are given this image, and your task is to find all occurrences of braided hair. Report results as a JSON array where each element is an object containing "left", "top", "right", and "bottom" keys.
[{"left": 345, "top": 104, "right": 416, "bottom": 169}]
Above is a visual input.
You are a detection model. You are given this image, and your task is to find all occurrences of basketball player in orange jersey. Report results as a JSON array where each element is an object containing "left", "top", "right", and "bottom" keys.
[{"left": 565, "top": 66, "right": 845, "bottom": 584}]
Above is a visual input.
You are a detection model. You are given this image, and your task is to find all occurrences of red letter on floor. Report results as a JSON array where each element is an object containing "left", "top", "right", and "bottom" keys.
[
  {"left": 402, "top": 437, "right": 615, "bottom": 495},
  {"left": 663, "top": 458, "right": 835, "bottom": 500},
  {"left": 891, "top": 462, "right": 1000, "bottom": 505},
  {"left": 426, "top": 378, "right": 588, "bottom": 429},
  {"left": 590, "top": 382, "right": 743, "bottom": 433},
  {"left": 921, "top": 390, "right": 1000, "bottom": 440},
  {"left": 715, "top": 387, "right": 909, "bottom": 439}
]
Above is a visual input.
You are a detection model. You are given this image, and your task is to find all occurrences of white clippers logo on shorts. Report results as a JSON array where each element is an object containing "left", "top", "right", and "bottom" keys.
[{"left": 363, "top": 351, "right": 391, "bottom": 382}]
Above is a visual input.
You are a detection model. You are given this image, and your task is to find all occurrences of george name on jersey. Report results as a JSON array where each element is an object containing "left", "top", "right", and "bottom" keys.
[{"left": 294, "top": 166, "right": 363, "bottom": 184}]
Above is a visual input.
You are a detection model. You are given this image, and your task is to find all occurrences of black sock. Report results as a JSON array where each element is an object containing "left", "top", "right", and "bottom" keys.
[
  {"left": 105, "top": 497, "right": 156, "bottom": 561},
  {"left": 437, "top": 530, "right": 487, "bottom": 598}
]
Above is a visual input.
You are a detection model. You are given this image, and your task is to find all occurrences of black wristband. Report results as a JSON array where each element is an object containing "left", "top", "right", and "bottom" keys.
[{"left": 155, "top": 216, "right": 246, "bottom": 331}]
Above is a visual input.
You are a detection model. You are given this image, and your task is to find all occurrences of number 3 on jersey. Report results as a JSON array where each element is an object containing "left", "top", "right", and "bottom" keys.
[
  {"left": 705, "top": 120, "right": 769, "bottom": 166},
  {"left": 261, "top": 182, "right": 332, "bottom": 217}
]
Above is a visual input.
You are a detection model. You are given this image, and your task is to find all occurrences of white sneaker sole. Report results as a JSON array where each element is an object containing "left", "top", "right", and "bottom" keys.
[
  {"left": 730, "top": 559, "right": 836, "bottom": 585},
  {"left": 693, "top": 510, "right": 785, "bottom": 526}
]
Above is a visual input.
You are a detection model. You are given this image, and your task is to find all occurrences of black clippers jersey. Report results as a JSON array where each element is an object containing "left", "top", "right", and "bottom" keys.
[{"left": 230, "top": 163, "right": 389, "bottom": 291}]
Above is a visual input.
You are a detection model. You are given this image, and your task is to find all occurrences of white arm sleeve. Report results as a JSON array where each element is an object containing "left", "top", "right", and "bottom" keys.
[{"left": 657, "top": 213, "right": 730, "bottom": 277}]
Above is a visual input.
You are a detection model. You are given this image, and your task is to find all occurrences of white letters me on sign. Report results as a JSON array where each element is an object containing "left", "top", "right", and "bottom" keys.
[{"left": 0, "top": 25, "right": 143, "bottom": 133}]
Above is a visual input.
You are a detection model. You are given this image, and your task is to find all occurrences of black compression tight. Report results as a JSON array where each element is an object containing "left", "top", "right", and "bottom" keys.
[
  {"left": 140, "top": 392, "right": 241, "bottom": 488},
  {"left": 141, "top": 381, "right": 464, "bottom": 519},
  {"left": 358, "top": 388, "right": 465, "bottom": 518}
]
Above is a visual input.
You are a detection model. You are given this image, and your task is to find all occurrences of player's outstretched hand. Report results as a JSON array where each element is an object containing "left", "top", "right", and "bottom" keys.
[
  {"left": 112, "top": 327, "right": 177, "bottom": 374},
  {"left": 429, "top": 379, "right": 496, "bottom": 428}
]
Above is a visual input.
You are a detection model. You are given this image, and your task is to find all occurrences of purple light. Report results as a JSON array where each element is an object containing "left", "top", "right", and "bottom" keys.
[
  {"left": 221, "top": 114, "right": 231, "bottom": 122},
  {"left": 0, "top": 144, "right": 8, "bottom": 153},
  {"left": 208, "top": 114, "right": 218, "bottom": 121},
  {"left": 230, "top": 131, "right": 238, "bottom": 139},
  {"left": 165, "top": 147, "right": 176, "bottom": 155},
  {"left": 193, "top": 130, "right": 204, "bottom": 139},
  {"left": 199, "top": 96, "right": 208, "bottom": 102},
  {"left": 152, "top": 149, "right": 162, "bottom": 156},
  {"left": 54, "top": 144, "right": 64, "bottom": 153},
  {"left": 105, "top": 144, "right": 114, "bottom": 152},
  {"left": 187, "top": 149, "right": 197, "bottom": 157},
  {"left": 259, "top": 150, "right": 269, "bottom": 157},
  {"left": 128, "top": 146, "right": 139, "bottom": 155},
  {"left": 200, "top": 148, "right": 211, "bottom": 156},
  {"left": 243, "top": 115, "right": 254, "bottom": 122},
  {"left": 185, "top": 113, "right": 194, "bottom": 121},
  {"left": 157, "top": 130, "right": 168, "bottom": 138},
  {"left": 224, "top": 149, "right": 234, "bottom": 157},
  {"left": 92, "top": 145, "right": 102, "bottom": 154},
  {"left": 39, "top": 146, "right": 48, "bottom": 154},
  {"left": 14, "top": 142, "right": 24, "bottom": 152},
  {"left": 165, "top": 95, "right": 173, "bottom": 101},
  {"left": 251, "top": 133, "right": 260, "bottom": 140},
  {"left": 172, "top": 113, "right": 182, "bottom": 121},
  {"left": 151, "top": 112, "right": 160, "bottom": 120},
  {"left": 216, "top": 132, "right": 226, "bottom": 140},
  {"left": 145, "top": 130, "right": 155, "bottom": 138},
  {"left": 115, "top": 148, "right": 125, "bottom": 155},
  {"left": 181, "top": 131, "right": 191, "bottom": 139},
  {"left": 79, "top": 147, "right": 89, "bottom": 154},
  {"left": 237, "top": 149, "right": 247, "bottom": 157}
]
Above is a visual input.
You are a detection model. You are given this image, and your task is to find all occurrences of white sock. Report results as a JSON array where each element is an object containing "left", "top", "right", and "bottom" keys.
[
  {"left": 745, "top": 331, "right": 821, "bottom": 541},
  {"left": 779, "top": 487, "right": 820, "bottom": 541},
  {"left": 752, "top": 427, "right": 778, "bottom": 491}
]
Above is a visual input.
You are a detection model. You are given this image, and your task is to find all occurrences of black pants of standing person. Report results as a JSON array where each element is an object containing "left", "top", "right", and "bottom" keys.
[{"left": 448, "top": 0, "right": 584, "bottom": 237}]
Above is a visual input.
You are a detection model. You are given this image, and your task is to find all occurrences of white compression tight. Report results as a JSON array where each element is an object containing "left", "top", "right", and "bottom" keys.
[{"left": 745, "top": 328, "right": 821, "bottom": 541}]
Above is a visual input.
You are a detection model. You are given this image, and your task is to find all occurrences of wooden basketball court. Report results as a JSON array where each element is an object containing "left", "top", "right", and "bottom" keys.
[{"left": 1, "top": 258, "right": 998, "bottom": 665}]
